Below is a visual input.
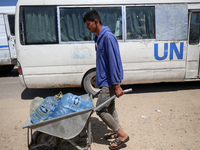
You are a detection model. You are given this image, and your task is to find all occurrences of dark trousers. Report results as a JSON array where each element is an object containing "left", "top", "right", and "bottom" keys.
[{"left": 96, "top": 86, "right": 120, "bottom": 132}]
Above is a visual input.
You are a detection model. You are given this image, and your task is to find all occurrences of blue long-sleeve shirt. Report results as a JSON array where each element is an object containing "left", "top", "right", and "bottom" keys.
[{"left": 94, "top": 26, "right": 123, "bottom": 87}]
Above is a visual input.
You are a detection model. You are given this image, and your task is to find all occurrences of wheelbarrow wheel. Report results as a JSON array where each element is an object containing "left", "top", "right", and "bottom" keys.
[{"left": 33, "top": 131, "right": 61, "bottom": 150}]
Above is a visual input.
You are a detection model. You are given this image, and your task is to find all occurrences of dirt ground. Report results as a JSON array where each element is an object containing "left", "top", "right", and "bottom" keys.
[{"left": 0, "top": 76, "right": 200, "bottom": 150}]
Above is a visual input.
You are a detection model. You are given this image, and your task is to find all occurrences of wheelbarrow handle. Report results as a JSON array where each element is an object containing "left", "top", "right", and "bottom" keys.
[
  {"left": 93, "top": 88, "right": 132, "bottom": 112},
  {"left": 123, "top": 88, "right": 133, "bottom": 94}
]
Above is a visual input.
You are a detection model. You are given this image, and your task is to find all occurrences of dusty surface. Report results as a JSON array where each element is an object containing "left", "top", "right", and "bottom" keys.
[{"left": 0, "top": 69, "right": 200, "bottom": 150}]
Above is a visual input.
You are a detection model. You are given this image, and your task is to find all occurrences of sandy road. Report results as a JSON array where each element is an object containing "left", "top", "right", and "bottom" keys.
[{"left": 0, "top": 69, "right": 200, "bottom": 150}]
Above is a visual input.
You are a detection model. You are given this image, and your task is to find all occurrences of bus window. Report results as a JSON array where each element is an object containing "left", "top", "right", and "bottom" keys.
[
  {"left": 59, "top": 7, "right": 92, "bottom": 42},
  {"left": 126, "top": 6, "right": 155, "bottom": 40},
  {"left": 189, "top": 12, "right": 200, "bottom": 45},
  {"left": 20, "top": 6, "right": 58, "bottom": 45},
  {"left": 94, "top": 7, "right": 122, "bottom": 40},
  {"left": 8, "top": 15, "right": 15, "bottom": 36},
  {"left": 59, "top": 6, "right": 122, "bottom": 42}
]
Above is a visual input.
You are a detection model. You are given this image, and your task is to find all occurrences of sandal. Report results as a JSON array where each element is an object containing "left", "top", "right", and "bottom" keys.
[
  {"left": 104, "top": 132, "right": 117, "bottom": 140},
  {"left": 109, "top": 136, "right": 130, "bottom": 150}
]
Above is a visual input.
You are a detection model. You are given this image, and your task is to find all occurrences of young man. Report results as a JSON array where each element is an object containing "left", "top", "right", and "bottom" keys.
[{"left": 83, "top": 10, "right": 129, "bottom": 150}]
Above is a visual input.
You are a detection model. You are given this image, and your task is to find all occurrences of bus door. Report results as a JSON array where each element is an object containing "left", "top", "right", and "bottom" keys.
[
  {"left": 4, "top": 14, "right": 16, "bottom": 60},
  {"left": 186, "top": 11, "right": 200, "bottom": 79}
]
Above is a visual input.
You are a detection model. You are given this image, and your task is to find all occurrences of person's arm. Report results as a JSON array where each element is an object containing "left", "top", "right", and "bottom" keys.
[
  {"left": 105, "top": 34, "right": 124, "bottom": 98},
  {"left": 114, "top": 84, "right": 124, "bottom": 98},
  {"left": 105, "top": 35, "right": 123, "bottom": 83}
]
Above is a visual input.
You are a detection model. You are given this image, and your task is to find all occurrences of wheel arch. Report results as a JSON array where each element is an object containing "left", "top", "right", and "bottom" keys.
[{"left": 81, "top": 68, "right": 96, "bottom": 87}]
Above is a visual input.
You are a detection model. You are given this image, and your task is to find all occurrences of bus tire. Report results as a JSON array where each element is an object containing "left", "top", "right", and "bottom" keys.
[{"left": 83, "top": 70, "right": 99, "bottom": 96}]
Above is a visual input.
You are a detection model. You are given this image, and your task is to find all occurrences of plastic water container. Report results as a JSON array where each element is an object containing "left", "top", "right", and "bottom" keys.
[
  {"left": 49, "top": 93, "right": 93, "bottom": 119},
  {"left": 29, "top": 97, "right": 44, "bottom": 115},
  {"left": 62, "top": 93, "right": 93, "bottom": 112},
  {"left": 72, "top": 96, "right": 93, "bottom": 111},
  {"left": 48, "top": 93, "right": 75, "bottom": 119},
  {"left": 30, "top": 96, "right": 58, "bottom": 124}
]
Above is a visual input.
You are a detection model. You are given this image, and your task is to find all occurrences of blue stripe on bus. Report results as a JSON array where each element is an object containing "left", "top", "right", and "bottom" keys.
[{"left": 0, "top": 45, "right": 9, "bottom": 48}]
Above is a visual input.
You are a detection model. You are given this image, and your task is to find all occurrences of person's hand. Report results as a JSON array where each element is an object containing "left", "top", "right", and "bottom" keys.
[{"left": 114, "top": 84, "right": 124, "bottom": 98}]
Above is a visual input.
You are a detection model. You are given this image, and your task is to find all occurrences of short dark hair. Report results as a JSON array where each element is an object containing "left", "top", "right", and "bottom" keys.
[{"left": 83, "top": 9, "right": 102, "bottom": 25}]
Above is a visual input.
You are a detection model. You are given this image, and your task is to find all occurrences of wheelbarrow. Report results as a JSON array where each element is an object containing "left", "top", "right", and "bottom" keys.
[{"left": 23, "top": 88, "right": 132, "bottom": 150}]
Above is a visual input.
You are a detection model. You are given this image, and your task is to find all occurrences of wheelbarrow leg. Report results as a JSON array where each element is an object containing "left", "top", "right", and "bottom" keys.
[
  {"left": 27, "top": 128, "right": 33, "bottom": 149},
  {"left": 87, "top": 117, "right": 92, "bottom": 149}
]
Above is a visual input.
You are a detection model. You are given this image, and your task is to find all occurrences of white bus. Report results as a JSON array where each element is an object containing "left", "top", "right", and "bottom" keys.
[
  {"left": 0, "top": 6, "right": 17, "bottom": 72},
  {"left": 15, "top": 0, "right": 200, "bottom": 95}
]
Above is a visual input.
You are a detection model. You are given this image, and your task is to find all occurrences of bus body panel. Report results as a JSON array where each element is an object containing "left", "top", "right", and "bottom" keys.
[
  {"left": 120, "top": 41, "right": 187, "bottom": 83},
  {"left": 17, "top": 40, "right": 187, "bottom": 88},
  {"left": 17, "top": 43, "right": 96, "bottom": 88}
]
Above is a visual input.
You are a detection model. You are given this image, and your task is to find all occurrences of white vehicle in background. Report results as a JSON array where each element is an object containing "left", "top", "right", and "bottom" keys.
[
  {"left": 15, "top": 0, "right": 200, "bottom": 95},
  {"left": 0, "top": 6, "right": 17, "bottom": 72}
]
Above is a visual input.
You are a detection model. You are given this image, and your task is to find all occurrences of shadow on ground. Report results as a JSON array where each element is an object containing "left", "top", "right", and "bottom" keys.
[
  {"left": 21, "top": 87, "right": 87, "bottom": 100},
  {"left": 21, "top": 81, "right": 200, "bottom": 100},
  {"left": 0, "top": 68, "right": 19, "bottom": 77},
  {"left": 121, "top": 81, "right": 200, "bottom": 94}
]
